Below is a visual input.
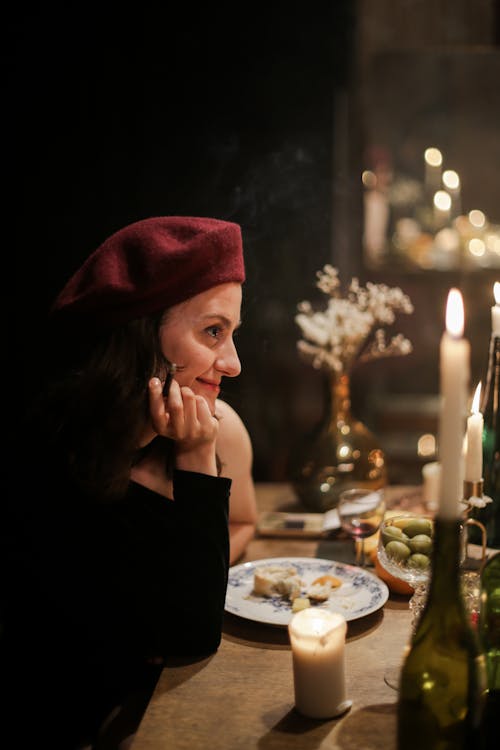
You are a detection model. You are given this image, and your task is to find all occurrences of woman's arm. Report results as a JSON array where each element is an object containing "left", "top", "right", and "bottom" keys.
[
  {"left": 76, "top": 471, "right": 231, "bottom": 664},
  {"left": 215, "top": 399, "right": 258, "bottom": 564}
]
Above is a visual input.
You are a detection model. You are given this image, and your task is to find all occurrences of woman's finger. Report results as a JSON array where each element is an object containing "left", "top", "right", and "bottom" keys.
[
  {"left": 195, "top": 395, "right": 216, "bottom": 425},
  {"left": 164, "top": 379, "right": 186, "bottom": 435},
  {"left": 178, "top": 386, "right": 198, "bottom": 436},
  {"left": 145, "top": 377, "right": 170, "bottom": 438}
]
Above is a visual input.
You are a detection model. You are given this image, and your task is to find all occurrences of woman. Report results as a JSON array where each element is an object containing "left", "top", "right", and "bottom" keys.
[
  {"left": 130, "top": 284, "right": 257, "bottom": 566},
  {"left": 2, "top": 216, "right": 257, "bottom": 749}
]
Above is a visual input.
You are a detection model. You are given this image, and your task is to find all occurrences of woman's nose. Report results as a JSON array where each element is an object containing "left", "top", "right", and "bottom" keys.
[{"left": 215, "top": 338, "right": 241, "bottom": 377}]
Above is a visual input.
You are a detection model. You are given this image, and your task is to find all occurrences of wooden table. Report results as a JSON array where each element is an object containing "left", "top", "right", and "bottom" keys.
[{"left": 130, "top": 484, "right": 426, "bottom": 750}]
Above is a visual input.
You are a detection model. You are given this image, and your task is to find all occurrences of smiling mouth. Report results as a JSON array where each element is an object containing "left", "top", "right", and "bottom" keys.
[{"left": 197, "top": 379, "right": 220, "bottom": 392}]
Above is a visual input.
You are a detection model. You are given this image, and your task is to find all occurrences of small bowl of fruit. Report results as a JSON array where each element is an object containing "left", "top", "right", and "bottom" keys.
[{"left": 377, "top": 512, "right": 434, "bottom": 589}]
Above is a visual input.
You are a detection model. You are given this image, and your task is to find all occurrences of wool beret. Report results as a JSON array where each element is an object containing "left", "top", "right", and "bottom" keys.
[{"left": 51, "top": 216, "right": 245, "bottom": 326}]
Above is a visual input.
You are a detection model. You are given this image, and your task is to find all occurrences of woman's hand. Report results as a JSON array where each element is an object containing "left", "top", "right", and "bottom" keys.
[{"left": 139, "top": 377, "right": 219, "bottom": 475}]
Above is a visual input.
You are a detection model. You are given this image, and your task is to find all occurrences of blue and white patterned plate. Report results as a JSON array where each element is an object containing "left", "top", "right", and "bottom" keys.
[{"left": 225, "top": 556, "right": 389, "bottom": 626}]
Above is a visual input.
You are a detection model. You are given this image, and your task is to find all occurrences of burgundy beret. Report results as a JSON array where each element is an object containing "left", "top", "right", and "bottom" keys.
[{"left": 51, "top": 216, "right": 245, "bottom": 326}]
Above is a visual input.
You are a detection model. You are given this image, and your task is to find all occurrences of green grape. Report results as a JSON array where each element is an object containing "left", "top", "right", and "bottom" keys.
[
  {"left": 385, "top": 540, "right": 411, "bottom": 561},
  {"left": 407, "top": 552, "right": 430, "bottom": 569},
  {"left": 408, "top": 534, "right": 432, "bottom": 555}
]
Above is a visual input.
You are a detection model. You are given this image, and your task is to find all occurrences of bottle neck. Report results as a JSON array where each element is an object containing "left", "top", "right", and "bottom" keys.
[
  {"left": 425, "top": 519, "right": 464, "bottom": 605},
  {"left": 481, "top": 334, "right": 499, "bottom": 423}
]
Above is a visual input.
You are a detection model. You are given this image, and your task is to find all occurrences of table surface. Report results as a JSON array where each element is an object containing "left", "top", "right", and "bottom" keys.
[{"left": 129, "top": 484, "right": 438, "bottom": 750}]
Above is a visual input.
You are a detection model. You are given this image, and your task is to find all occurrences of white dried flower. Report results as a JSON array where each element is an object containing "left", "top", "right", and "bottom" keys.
[{"left": 295, "top": 265, "right": 414, "bottom": 375}]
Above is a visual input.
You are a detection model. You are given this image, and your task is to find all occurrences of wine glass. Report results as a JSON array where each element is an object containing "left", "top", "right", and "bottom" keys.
[
  {"left": 377, "top": 512, "right": 434, "bottom": 689},
  {"left": 337, "top": 488, "right": 386, "bottom": 568}
]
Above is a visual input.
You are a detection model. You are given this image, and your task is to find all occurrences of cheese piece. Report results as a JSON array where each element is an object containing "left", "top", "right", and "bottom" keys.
[
  {"left": 253, "top": 565, "right": 303, "bottom": 601},
  {"left": 307, "top": 575, "right": 343, "bottom": 601}
]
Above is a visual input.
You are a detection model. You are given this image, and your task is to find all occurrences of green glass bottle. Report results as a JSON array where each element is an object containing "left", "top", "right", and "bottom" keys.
[
  {"left": 481, "top": 334, "right": 500, "bottom": 548},
  {"left": 478, "top": 552, "right": 500, "bottom": 745},
  {"left": 468, "top": 333, "right": 500, "bottom": 547},
  {"left": 397, "top": 518, "right": 487, "bottom": 749}
]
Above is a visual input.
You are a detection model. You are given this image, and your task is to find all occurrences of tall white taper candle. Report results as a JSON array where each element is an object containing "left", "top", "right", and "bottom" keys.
[
  {"left": 438, "top": 289, "right": 470, "bottom": 519},
  {"left": 464, "top": 382, "right": 483, "bottom": 483},
  {"left": 492, "top": 281, "right": 500, "bottom": 336}
]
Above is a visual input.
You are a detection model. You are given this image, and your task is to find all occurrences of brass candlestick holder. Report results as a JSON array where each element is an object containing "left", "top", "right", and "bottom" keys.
[
  {"left": 460, "top": 479, "right": 489, "bottom": 625},
  {"left": 462, "top": 479, "right": 488, "bottom": 565}
]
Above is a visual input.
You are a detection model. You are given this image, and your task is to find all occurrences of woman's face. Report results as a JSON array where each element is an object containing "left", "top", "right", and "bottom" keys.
[{"left": 159, "top": 282, "right": 242, "bottom": 413}]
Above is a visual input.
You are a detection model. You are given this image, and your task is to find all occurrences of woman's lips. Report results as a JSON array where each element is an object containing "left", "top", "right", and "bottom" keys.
[{"left": 196, "top": 378, "right": 220, "bottom": 395}]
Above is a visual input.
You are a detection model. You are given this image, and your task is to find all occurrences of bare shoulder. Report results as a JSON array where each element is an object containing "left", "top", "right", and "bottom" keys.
[
  {"left": 216, "top": 400, "right": 258, "bottom": 542},
  {"left": 216, "top": 399, "right": 247, "bottom": 433},
  {"left": 215, "top": 399, "right": 253, "bottom": 459}
]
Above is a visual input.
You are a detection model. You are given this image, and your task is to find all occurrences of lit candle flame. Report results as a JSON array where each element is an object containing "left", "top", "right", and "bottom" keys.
[
  {"left": 425, "top": 147, "right": 443, "bottom": 167},
  {"left": 494, "top": 281, "right": 500, "bottom": 305},
  {"left": 434, "top": 190, "right": 452, "bottom": 211},
  {"left": 445, "top": 288, "right": 464, "bottom": 338},
  {"left": 471, "top": 382, "right": 482, "bottom": 415},
  {"left": 442, "top": 170, "right": 460, "bottom": 190},
  {"left": 469, "top": 209, "right": 486, "bottom": 228}
]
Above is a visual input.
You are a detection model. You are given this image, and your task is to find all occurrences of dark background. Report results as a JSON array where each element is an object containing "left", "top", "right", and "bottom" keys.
[
  {"left": 10, "top": 3, "right": 356, "bottom": 482},
  {"left": 9, "top": 3, "right": 499, "bottom": 484}
]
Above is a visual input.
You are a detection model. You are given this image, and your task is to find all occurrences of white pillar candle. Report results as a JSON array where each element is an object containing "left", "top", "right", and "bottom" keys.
[
  {"left": 492, "top": 281, "right": 500, "bottom": 336},
  {"left": 438, "top": 289, "right": 470, "bottom": 520},
  {"left": 288, "top": 609, "right": 351, "bottom": 719},
  {"left": 465, "top": 383, "right": 483, "bottom": 483},
  {"left": 442, "top": 169, "right": 462, "bottom": 219},
  {"left": 424, "top": 147, "right": 443, "bottom": 197},
  {"left": 422, "top": 461, "right": 441, "bottom": 511},
  {"left": 433, "top": 190, "right": 452, "bottom": 230}
]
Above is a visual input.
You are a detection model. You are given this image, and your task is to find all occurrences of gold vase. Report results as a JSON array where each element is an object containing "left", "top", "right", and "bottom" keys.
[{"left": 290, "top": 373, "right": 387, "bottom": 512}]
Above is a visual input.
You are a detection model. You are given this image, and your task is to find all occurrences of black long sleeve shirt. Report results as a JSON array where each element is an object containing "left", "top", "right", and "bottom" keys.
[{"left": 1, "top": 469, "right": 230, "bottom": 748}]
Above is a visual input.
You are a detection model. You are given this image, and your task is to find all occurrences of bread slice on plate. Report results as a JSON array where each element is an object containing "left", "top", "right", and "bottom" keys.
[{"left": 253, "top": 565, "right": 303, "bottom": 601}]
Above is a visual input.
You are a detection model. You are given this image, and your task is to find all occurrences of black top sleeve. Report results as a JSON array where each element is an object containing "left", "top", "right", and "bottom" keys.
[
  {"left": 96, "top": 470, "right": 231, "bottom": 661},
  {"left": 1, "top": 469, "right": 231, "bottom": 748}
]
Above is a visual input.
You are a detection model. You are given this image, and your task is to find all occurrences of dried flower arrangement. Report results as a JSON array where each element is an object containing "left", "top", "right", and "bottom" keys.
[{"left": 295, "top": 264, "right": 414, "bottom": 374}]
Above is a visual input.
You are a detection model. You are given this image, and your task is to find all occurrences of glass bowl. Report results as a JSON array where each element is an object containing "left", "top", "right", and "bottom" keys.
[{"left": 377, "top": 512, "right": 434, "bottom": 589}]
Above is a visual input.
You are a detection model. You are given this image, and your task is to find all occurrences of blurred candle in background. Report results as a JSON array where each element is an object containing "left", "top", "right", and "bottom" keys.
[
  {"left": 433, "top": 190, "right": 452, "bottom": 230},
  {"left": 424, "top": 147, "right": 443, "bottom": 197},
  {"left": 288, "top": 609, "right": 351, "bottom": 719},
  {"left": 465, "top": 383, "right": 483, "bottom": 483},
  {"left": 438, "top": 289, "right": 470, "bottom": 519},
  {"left": 469, "top": 209, "right": 487, "bottom": 231},
  {"left": 422, "top": 461, "right": 441, "bottom": 512},
  {"left": 492, "top": 281, "right": 500, "bottom": 336},
  {"left": 442, "top": 169, "right": 461, "bottom": 219}
]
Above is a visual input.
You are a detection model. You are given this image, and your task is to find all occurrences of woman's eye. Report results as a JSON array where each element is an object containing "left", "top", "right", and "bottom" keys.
[{"left": 206, "top": 325, "right": 222, "bottom": 339}]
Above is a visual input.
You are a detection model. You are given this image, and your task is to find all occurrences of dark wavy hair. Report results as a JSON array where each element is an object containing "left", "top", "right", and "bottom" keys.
[{"left": 29, "top": 312, "right": 175, "bottom": 502}]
